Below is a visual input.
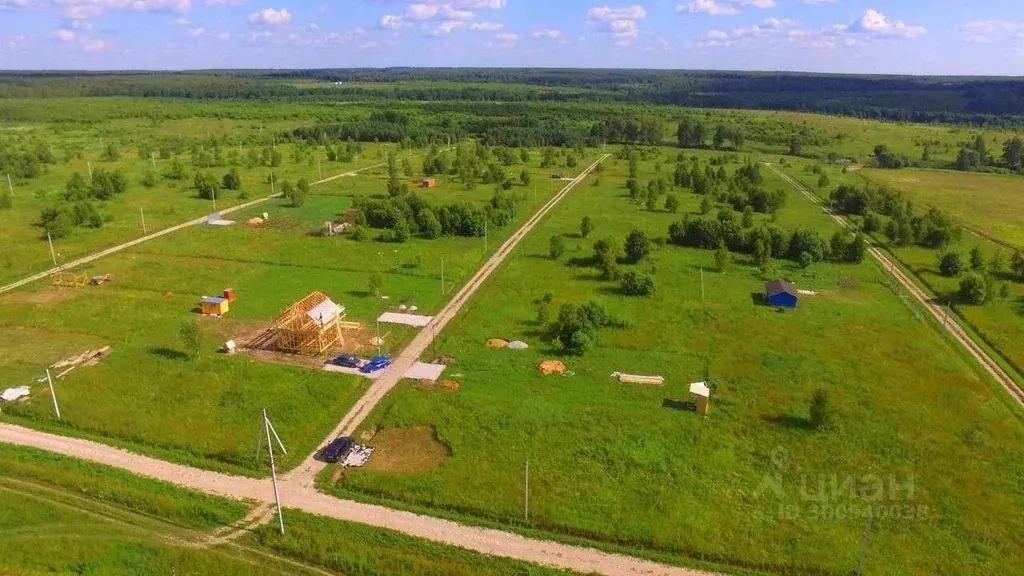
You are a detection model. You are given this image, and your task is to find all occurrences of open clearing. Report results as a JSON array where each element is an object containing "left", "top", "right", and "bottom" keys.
[
  {"left": 325, "top": 147, "right": 1024, "bottom": 575},
  {"left": 861, "top": 168, "right": 1024, "bottom": 248}
]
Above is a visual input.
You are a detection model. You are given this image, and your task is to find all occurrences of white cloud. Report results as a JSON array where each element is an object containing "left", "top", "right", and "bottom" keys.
[
  {"left": 957, "top": 20, "right": 1024, "bottom": 43},
  {"left": 678, "top": 0, "right": 774, "bottom": 16},
  {"left": 80, "top": 37, "right": 109, "bottom": 51},
  {"left": 495, "top": 31, "right": 517, "bottom": 43},
  {"left": 173, "top": 17, "right": 188, "bottom": 25},
  {"left": 54, "top": 28, "right": 76, "bottom": 42},
  {"left": 217, "top": 31, "right": 230, "bottom": 40},
  {"left": 248, "top": 7, "right": 290, "bottom": 25},
  {"left": 441, "top": 5, "right": 474, "bottom": 20},
  {"left": 846, "top": 9, "right": 925, "bottom": 38},
  {"left": 187, "top": 26, "right": 204, "bottom": 36},
  {"left": 405, "top": 3, "right": 441, "bottom": 20},
  {"left": 380, "top": 14, "right": 402, "bottom": 29},
  {"left": 799, "top": 0, "right": 835, "bottom": 3},
  {"left": 470, "top": 21, "right": 503, "bottom": 31},
  {"left": 586, "top": 5, "right": 647, "bottom": 42},
  {"left": 429, "top": 19, "right": 465, "bottom": 35},
  {"left": 531, "top": 27, "right": 562, "bottom": 39}
]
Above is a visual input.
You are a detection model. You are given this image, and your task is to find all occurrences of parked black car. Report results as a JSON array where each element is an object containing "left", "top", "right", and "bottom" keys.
[
  {"left": 329, "top": 353, "right": 362, "bottom": 368},
  {"left": 321, "top": 436, "right": 354, "bottom": 463}
]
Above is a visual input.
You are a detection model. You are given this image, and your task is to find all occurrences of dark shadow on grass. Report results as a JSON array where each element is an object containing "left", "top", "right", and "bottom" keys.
[
  {"left": 768, "top": 415, "right": 815, "bottom": 431},
  {"left": 566, "top": 256, "right": 596, "bottom": 268},
  {"left": 596, "top": 285, "right": 624, "bottom": 296},
  {"left": 662, "top": 399, "right": 695, "bottom": 412},
  {"left": 750, "top": 292, "right": 767, "bottom": 307},
  {"left": 148, "top": 347, "right": 189, "bottom": 361},
  {"left": 345, "top": 290, "right": 373, "bottom": 299}
]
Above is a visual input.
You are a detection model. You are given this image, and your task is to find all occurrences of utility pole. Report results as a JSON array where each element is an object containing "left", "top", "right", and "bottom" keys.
[
  {"left": 87, "top": 161, "right": 92, "bottom": 178},
  {"left": 375, "top": 319, "right": 381, "bottom": 357},
  {"left": 317, "top": 157, "right": 323, "bottom": 180},
  {"left": 856, "top": 510, "right": 873, "bottom": 576},
  {"left": 45, "top": 369, "right": 61, "bottom": 420},
  {"left": 5, "top": 172, "right": 12, "bottom": 197},
  {"left": 211, "top": 188, "right": 217, "bottom": 212},
  {"left": 270, "top": 172, "right": 276, "bottom": 196},
  {"left": 524, "top": 460, "right": 530, "bottom": 521},
  {"left": 140, "top": 207, "right": 147, "bottom": 235},
  {"left": 484, "top": 220, "right": 488, "bottom": 253},
  {"left": 263, "top": 409, "right": 285, "bottom": 535},
  {"left": 150, "top": 152, "right": 156, "bottom": 170},
  {"left": 440, "top": 258, "right": 445, "bottom": 296},
  {"left": 700, "top": 266, "right": 705, "bottom": 303},
  {"left": 47, "top": 232, "right": 57, "bottom": 266}
]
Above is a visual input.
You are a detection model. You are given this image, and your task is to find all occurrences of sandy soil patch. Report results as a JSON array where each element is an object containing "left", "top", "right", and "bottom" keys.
[
  {"left": 1, "top": 288, "right": 80, "bottom": 307},
  {"left": 366, "top": 426, "right": 450, "bottom": 474}
]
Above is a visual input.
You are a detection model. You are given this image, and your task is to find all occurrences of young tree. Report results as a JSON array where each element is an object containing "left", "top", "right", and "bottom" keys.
[
  {"left": 549, "top": 235, "right": 566, "bottom": 259},
  {"left": 939, "top": 252, "right": 964, "bottom": 278},
  {"left": 280, "top": 180, "right": 295, "bottom": 203},
  {"left": 845, "top": 233, "right": 867, "bottom": 263},
  {"left": 520, "top": 169, "right": 531, "bottom": 186},
  {"left": 102, "top": 141, "right": 120, "bottom": 162},
  {"left": 700, "top": 196, "right": 712, "bottom": 215},
  {"left": 715, "top": 241, "right": 732, "bottom": 273},
  {"left": 179, "top": 319, "right": 202, "bottom": 361},
  {"left": 1011, "top": 250, "right": 1024, "bottom": 278},
  {"left": 624, "top": 229, "right": 651, "bottom": 264},
  {"left": 664, "top": 193, "right": 680, "bottom": 213},
  {"left": 645, "top": 189, "right": 659, "bottom": 212},
  {"left": 141, "top": 171, "right": 157, "bottom": 188},
  {"left": 368, "top": 271, "right": 384, "bottom": 298},
  {"left": 417, "top": 208, "right": 442, "bottom": 239},
  {"left": 989, "top": 250, "right": 1005, "bottom": 275},
  {"left": 970, "top": 246, "right": 985, "bottom": 270},
  {"left": 593, "top": 238, "right": 619, "bottom": 280},
  {"left": 809, "top": 389, "right": 833, "bottom": 430},
  {"left": 580, "top": 215, "right": 594, "bottom": 239},
  {"left": 959, "top": 272, "right": 988, "bottom": 305},
  {"left": 817, "top": 173, "right": 830, "bottom": 192},
  {"left": 291, "top": 178, "right": 309, "bottom": 207}
]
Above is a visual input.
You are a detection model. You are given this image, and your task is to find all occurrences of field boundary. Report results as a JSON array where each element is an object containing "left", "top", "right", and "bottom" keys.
[{"left": 767, "top": 162, "right": 1024, "bottom": 407}]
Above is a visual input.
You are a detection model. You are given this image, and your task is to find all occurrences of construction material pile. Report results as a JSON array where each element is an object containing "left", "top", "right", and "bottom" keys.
[
  {"left": 612, "top": 372, "right": 665, "bottom": 385},
  {"left": 50, "top": 347, "right": 113, "bottom": 378},
  {"left": 343, "top": 444, "right": 374, "bottom": 467}
]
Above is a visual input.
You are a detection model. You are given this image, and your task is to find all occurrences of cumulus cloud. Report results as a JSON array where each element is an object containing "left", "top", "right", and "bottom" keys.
[
  {"left": 839, "top": 9, "right": 925, "bottom": 38},
  {"left": 248, "top": 7, "right": 291, "bottom": 25},
  {"left": 586, "top": 5, "right": 647, "bottom": 42},
  {"left": 957, "top": 20, "right": 1024, "bottom": 43},
  {"left": 380, "top": 14, "right": 403, "bottom": 29}
]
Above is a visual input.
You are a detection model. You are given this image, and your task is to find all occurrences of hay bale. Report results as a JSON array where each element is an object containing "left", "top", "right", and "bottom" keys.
[
  {"left": 439, "top": 379, "right": 460, "bottom": 391},
  {"left": 538, "top": 360, "right": 566, "bottom": 375},
  {"left": 486, "top": 338, "right": 508, "bottom": 349},
  {"left": 507, "top": 340, "right": 528, "bottom": 350}
]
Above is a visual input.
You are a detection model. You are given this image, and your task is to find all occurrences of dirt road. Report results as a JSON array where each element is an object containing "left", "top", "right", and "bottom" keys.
[
  {"left": 766, "top": 163, "right": 1024, "bottom": 407},
  {"left": 0, "top": 159, "right": 388, "bottom": 297},
  {"left": 284, "top": 155, "right": 611, "bottom": 488}
]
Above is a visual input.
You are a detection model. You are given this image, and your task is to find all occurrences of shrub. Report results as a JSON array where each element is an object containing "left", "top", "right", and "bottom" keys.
[
  {"left": 580, "top": 216, "right": 593, "bottom": 239},
  {"left": 549, "top": 235, "right": 566, "bottom": 259},
  {"left": 621, "top": 271, "right": 655, "bottom": 296},
  {"left": 970, "top": 246, "right": 985, "bottom": 270},
  {"left": 624, "top": 229, "right": 651, "bottom": 264},
  {"left": 798, "top": 251, "right": 814, "bottom": 269},
  {"left": 664, "top": 193, "right": 680, "bottom": 213},
  {"left": 938, "top": 252, "right": 964, "bottom": 278},
  {"left": 417, "top": 208, "right": 442, "bottom": 239},
  {"left": 809, "top": 389, "right": 833, "bottom": 430},
  {"left": 179, "top": 319, "right": 202, "bottom": 361},
  {"left": 959, "top": 272, "right": 988, "bottom": 305},
  {"left": 715, "top": 241, "right": 732, "bottom": 272}
]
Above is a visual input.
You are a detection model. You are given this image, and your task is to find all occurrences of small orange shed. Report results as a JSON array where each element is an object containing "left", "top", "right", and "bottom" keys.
[{"left": 421, "top": 178, "right": 436, "bottom": 188}]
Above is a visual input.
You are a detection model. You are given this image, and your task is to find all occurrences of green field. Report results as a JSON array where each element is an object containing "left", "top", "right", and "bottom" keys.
[
  {"left": 0, "top": 136, "right": 601, "bottom": 475},
  {"left": 861, "top": 168, "right": 1024, "bottom": 248},
  {"left": 322, "top": 148, "right": 1024, "bottom": 575},
  {"left": 0, "top": 444, "right": 580, "bottom": 576}
]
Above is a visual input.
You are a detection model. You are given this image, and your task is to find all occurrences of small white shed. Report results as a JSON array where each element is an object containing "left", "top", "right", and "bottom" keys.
[{"left": 689, "top": 381, "right": 710, "bottom": 416}]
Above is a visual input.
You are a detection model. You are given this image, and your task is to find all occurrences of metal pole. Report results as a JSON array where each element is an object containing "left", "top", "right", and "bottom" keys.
[
  {"left": 317, "top": 158, "right": 322, "bottom": 180},
  {"left": 263, "top": 408, "right": 285, "bottom": 535},
  {"left": 441, "top": 258, "right": 444, "bottom": 295},
  {"left": 87, "top": 162, "right": 92, "bottom": 178},
  {"left": 5, "top": 173, "right": 12, "bottom": 197},
  {"left": 376, "top": 320, "right": 381, "bottom": 357},
  {"left": 270, "top": 172, "right": 275, "bottom": 195},
  {"left": 267, "top": 418, "right": 287, "bottom": 455},
  {"left": 856, "top": 510, "right": 873, "bottom": 576},
  {"left": 46, "top": 369, "right": 61, "bottom": 419},
  {"left": 140, "top": 207, "right": 147, "bottom": 235},
  {"left": 700, "top": 267, "right": 705, "bottom": 303},
  {"left": 150, "top": 152, "right": 156, "bottom": 169},
  {"left": 524, "top": 460, "right": 530, "bottom": 521},
  {"left": 212, "top": 189, "right": 217, "bottom": 212},
  {"left": 47, "top": 232, "right": 57, "bottom": 266},
  {"left": 484, "top": 220, "right": 488, "bottom": 253}
]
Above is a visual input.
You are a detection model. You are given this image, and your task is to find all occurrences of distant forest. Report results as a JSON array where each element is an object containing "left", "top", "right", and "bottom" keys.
[{"left": 1, "top": 68, "right": 1023, "bottom": 127}]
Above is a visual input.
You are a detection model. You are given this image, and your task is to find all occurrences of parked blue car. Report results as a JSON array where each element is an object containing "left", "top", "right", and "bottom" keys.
[{"left": 360, "top": 356, "right": 391, "bottom": 373}]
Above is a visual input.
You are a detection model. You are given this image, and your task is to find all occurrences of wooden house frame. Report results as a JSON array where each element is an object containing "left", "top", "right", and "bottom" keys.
[{"left": 272, "top": 291, "right": 346, "bottom": 355}]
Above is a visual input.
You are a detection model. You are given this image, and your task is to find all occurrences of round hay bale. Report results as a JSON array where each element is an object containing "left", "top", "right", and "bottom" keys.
[
  {"left": 439, "top": 379, "right": 461, "bottom": 391},
  {"left": 486, "top": 338, "right": 508, "bottom": 349},
  {"left": 538, "top": 360, "right": 566, "bottom": 375}
]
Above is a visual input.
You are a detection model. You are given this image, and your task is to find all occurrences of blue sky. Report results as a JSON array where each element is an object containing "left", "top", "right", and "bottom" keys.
[{"left": 0, "top": 0, "right": 1022, "bottom": 74}]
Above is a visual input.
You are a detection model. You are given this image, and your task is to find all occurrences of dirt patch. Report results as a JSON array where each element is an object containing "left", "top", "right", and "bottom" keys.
[
  {"left": 366, "top": 426, "right": 450, "bottom": 474},
  {"left": 486, "top": 338, "right": 508, "bottom": 348},
  {"left": 435, "top": 356, "right": 456, "bottom": 365},
  {"left": 0, "top": 288, "right": 79, "bottom": 308},
  {"left": 847, "top": 164, "right": 864, "bottom": 172},
  {"left": 538, "top": 360, "right": 566, "bottom": 375}
]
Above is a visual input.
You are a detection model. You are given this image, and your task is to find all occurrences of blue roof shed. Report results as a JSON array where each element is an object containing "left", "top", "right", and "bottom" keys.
[{"left": 764, "top": 280, "right": 799, "bottom": 309}]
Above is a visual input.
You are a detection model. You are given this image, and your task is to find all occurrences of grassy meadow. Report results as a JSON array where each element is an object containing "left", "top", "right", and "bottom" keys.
[
  {"left": 0, "top": 135, "right": 601, "bottom": 475},
  {"left": 322, "top": 148, "right": 1024, "bottom": 575}
]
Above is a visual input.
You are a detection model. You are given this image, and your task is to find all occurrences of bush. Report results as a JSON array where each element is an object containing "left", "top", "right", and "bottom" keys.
[
  {"left": 621, "top": 271, "right": 655, "bottom": 296},
  {"left": 580, "top": 216, "right": 593, "bottom": 238},
  {"left": 550, "top": 301, "right": 614, "bottom": 355},
  {"left": 959, "top": 272, "right": 988, "bottom": 305},
  {"left": 624, "top": 229, "right": 651, "bottom": 264},
  {"left": 798, "top": 251, "right": 813, "bottom": 269},
  {"left": 938, "top": 252, "right": 964, "bottom": 278},
  {"left": 809, "top": 389, "right": 833, "bottom": 430},
  {"left": 715, "top": 241, "right": 732, "bottom": 272},
  {"left": 664, "top": 193, "right": 680, "bottom": 213},
  {"left": 141, "top": 171, "right": 157, "bottom": 188},
  {"left": 417, "top": 208, "right": 442, "bottom": 239},
  {"left": 549, "top": 235, "right": 566, "bottom": 259},
  {"left": 970, "top": 246, "right": 985, "bottom": 271},
  {"left": 41, "top": 206, "right": 75, "bottom": 238},
  {"left": 179, "top": 319, "right": 202, "bottom": 361}
]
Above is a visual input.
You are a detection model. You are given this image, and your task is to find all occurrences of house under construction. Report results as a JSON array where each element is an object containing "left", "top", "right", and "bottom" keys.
[{"left": 271, "top": 291, "right": 349, "bottom": 355}]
